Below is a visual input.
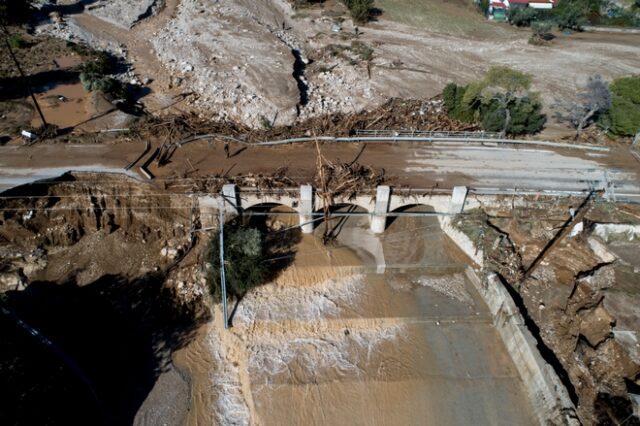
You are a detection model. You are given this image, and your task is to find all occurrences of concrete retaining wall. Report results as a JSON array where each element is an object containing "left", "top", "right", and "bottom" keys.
[{"left": 465, "top": 268, "right": 580, "bottom": 426}]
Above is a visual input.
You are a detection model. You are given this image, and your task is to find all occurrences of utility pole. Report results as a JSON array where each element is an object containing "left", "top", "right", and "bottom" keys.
[
  {"left": 219, "top": 197, "right": 229, "bottom": 329},
  {"left": 2, "top": 25, "right": 48, "bottom": 128}
]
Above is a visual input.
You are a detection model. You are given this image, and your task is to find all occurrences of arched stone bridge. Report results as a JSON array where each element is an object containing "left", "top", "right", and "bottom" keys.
[{"left": 199, "top": 185, "right": 473, "bottom": 234}]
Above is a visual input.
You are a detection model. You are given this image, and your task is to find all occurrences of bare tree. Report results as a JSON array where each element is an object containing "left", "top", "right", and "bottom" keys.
[{"left": 554, "top": 75, "right": 612, "bottom": 139}]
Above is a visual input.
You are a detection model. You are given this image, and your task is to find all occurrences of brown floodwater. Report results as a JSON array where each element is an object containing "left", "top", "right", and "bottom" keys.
[
  {"left": 30, "top": 82, "right": 89, "bottom": 129},
  {"left": 192, "top": 208, "right": 538, "bottom": 426}
]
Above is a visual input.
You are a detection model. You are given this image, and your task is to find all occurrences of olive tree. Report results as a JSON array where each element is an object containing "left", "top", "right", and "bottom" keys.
[{"left": 205, "top": 225, "right": 268, "bottom": 302}]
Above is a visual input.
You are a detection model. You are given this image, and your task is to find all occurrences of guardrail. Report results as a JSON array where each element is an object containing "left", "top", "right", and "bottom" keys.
[
  {"left": 178, "top": 134, "right": 610, "bottom": 152},
  {"left": 353, "top": 129, "right": 504, "bottom": 139}
]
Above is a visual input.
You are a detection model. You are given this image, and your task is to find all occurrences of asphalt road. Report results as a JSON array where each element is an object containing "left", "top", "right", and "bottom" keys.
[{"left": 0, "top": 142, "right": 638, "bottom": 201}]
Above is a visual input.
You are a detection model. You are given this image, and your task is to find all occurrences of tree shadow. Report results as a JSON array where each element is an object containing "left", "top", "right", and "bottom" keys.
[
  {"left": 0, "top": 70, "right": 79, "bottom": 101},
  {"left": 594, "top": 392, "right": 640, "bottom": 425},
  {"left": 0, "top": 271, "right": 210, "bottom": 425}
]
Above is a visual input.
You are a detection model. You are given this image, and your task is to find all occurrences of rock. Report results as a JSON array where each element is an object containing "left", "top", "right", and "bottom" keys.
[
  {"left": 579, "top": 305, "right": 615, "bottom": 347},
  {"left": 161, "top": 247, "right": 180, "bottom": 259}
]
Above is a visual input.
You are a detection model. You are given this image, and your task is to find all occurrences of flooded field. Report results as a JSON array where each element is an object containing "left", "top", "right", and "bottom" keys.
[
  {"left": 181, "top": 208, "right": 538, "bottom": 425},
  {"left": 30, "top": 81, "right": 90, "bottom": 130}
]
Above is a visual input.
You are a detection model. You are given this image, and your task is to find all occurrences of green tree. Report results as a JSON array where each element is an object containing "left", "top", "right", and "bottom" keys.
[
  {"left": 508, "top": 7, "right": 540, "bottom": 26},
  {"left": 599, "top": 76, "right": 640, "bottom": 136},
  {"left": 480, "top": 94, "right": 546, "bottom": 134},
  {"left": 443, "top": 67, "right": 544, "bottom": 135},
  {"left": 442, "top": 83, "right": 475, "bottom": 123},
  {"left": 553, "top": 0, "right": 589, "bottom": 30},
  {"left": 205, "top": 225, "right": 268, "bottom": 302},
  {"left": 610, "top": 76, "right": 640, "bottom": 104},
  {"left": 342, "top": 0, "right": 375, "bottom": 23}
]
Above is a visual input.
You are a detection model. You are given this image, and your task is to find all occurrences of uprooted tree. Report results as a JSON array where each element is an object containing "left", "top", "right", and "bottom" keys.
[
  {"left": 204, "top": 225, "right": 268, "bottom": 302},
  {"left": 442, "top": 66, "right": 546, "bottom": 135},
  {"left": 553, "top": 74, "right": 612, "bottom": 139}
]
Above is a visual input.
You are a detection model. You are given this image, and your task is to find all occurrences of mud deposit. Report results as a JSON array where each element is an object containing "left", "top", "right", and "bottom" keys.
[
  {"left": 183, "top": 208, "right": 537, "bottom": 425},
  {"left": 0, "top": 174, "right": 208, "bottom": 425}
]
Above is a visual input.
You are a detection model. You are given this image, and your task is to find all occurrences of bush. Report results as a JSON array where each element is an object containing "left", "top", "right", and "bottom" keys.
[
  {"left": 342, "top": 0, "right": 374, "bottom": 23},
  {"left": 480, "top": 95, "right": 546, "bottom": 134},
  {"left": 478, "top": 0, "right": 490, "bottom": 14},
  {"left": 532, "top": 20, "right": 554, "bottom": 39},
  {"left": 443, "top": 67, "right": 545, "bottom": 135},
  {"left": 205, "top": 225, "right": 268, "bottom": 302},
  {"left": 8, "top": 34, "right": 28, "bottom": 49},
  {"left": 600, "top": 96, "right": 640, "bottom": 136},
  {"left": 599, "top": 76, "right": 640, "bottom": 136},
  {"left": 553, "top": 0, "right": 589, "bottom": 29},
  {"left": 442, "top": 83, "right": 476, "bottom": 123},
  {"left": 610, "top": 76, "right": 640, "bottom": 104},
  {"left": 80, "top": 73, "right": 129, "bottom": 100},
  {"left": 508, "top": 7, "right": 540, "bottom": 26}
]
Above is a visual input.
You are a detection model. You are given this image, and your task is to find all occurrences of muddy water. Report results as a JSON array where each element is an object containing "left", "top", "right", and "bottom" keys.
[
  {"left": 30, "top": 82, "right": 89, "bottom": 129},
  {"left": 200, "top": 209, "right": 537, "bottom": 426}
]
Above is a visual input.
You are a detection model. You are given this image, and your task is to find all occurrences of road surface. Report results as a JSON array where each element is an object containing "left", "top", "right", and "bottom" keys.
[{"left": 0, "top": 142, "right": 638, "bottom": 200}]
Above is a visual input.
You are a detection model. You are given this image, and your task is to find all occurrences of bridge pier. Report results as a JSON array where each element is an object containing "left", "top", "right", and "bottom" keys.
[
  {"left": 299, "top": 185, "right": 314, "bottom": 234},
  {"left": 449, "top": 186, "right": 468, "bottom": 214},
  {"left": 222, "top": 184, "right": 240, "bottom": 217},
  {"left": 371, "top": 185, "right": 391, "bottom": 234}
]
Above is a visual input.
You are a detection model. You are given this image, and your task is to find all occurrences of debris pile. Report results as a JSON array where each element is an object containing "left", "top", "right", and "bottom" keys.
[
  {"left": 314, "top": 160, "right": 386, "bottom": 200},
  {"left": 131, "top": 97, "right": 477, "bottom": 147}
]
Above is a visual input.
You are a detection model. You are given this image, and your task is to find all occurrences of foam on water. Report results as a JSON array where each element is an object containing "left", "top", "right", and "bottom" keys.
[{"left": 233, "top": 274, "right": 366, "bottom": 324}]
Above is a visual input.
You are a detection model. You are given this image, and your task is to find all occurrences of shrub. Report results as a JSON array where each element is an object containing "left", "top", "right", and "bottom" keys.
[
  {"left": 342, "top": 0, "right": 374, "bottom": 23},
  {"left": 508, "top": 7, "right": 540, "bottom": 26},
  {"left": 599, "top": 76, "right": 640, "bottom": 136},
  {"left": 8, "top": 34, "right": 28, "bottom": 49},
  {"left": 204, "top": 225, "right": 268, "bottom": 302},
  {"left": 480, "top": 95, "right": 546, "bottom": 134},
  {"left": 531, "top": 20, "right": 554, "bottom": 40},
  {"left": 610, "top": 76, "right": 640, "bottom": 104},
  {"left": 478, "top": 0, "right": 490, "bottom": 14},
  {"left": 443, "top": 67, "right": 544, "bottom": 135},
  {"left": 600, "top": 96, "right": 640, "bottom": 136},
  {"left": 350, "top": 40, "right": 374, "bottom": 61},
  {"left": 442, "top": 83, "right": 475, "bottom": 123},
  {"left": 80, "top": 73, "right": 129, "bottom": 100},
  {"left": 554, "top": 0, "right": 589, "bottom": 29}
]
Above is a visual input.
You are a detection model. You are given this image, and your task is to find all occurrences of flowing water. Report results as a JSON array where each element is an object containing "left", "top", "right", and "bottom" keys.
[{"left": 198, "top": 208, "right": 537, "bottom": 425}]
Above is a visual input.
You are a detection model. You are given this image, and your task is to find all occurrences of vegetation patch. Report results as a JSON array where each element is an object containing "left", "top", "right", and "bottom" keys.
[
  {"left": 442, "top": 66, "right": 546, "bottom": 135},
  {"left": 205, "top": 225, "right": 269, "bottom": 302},
  {"left": 504, "top": 0, "right": 640, "bottom": 31},
  {"left": 599, "top": 76, "right": 640, "bottom": 137},
  {"left": 342, "top": 0, "right": 376, "bottom": 23}
]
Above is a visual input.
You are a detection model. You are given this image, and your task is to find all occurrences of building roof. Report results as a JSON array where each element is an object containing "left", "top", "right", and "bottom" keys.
[{"left": 508, "top": 0, "right": 557, "bottom": 4}]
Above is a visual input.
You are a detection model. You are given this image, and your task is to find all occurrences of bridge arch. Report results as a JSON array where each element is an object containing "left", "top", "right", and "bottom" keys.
[
  {"left": 242, "top": 202, "right": 299, "bottom": 229},
  {"left": 387, "top": 203, "right": 438, "bottom": 229}
]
